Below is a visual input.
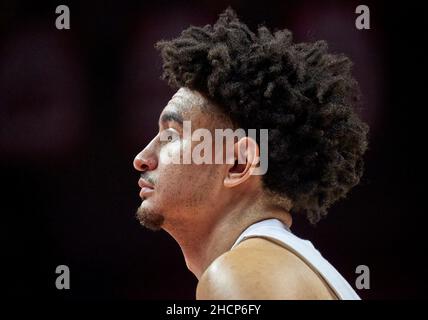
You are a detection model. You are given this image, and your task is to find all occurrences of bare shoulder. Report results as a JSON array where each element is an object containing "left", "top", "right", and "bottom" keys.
[{"left": 196, "top": 237, "right": 337, "bottom": 300}]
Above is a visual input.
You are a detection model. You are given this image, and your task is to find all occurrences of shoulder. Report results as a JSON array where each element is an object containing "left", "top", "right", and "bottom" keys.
[{"left": 196, "top": 237, "right": 337, "bottom": 300}]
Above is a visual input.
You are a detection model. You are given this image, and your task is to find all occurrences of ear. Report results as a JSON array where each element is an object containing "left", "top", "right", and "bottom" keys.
[{"left": 224, "top": 137, "right": 260, "bottom": 188}]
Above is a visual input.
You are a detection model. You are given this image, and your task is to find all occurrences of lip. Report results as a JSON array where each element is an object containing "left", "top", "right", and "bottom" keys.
[{"left": 138, "top": 178, "right": 154, "bottom": 198}]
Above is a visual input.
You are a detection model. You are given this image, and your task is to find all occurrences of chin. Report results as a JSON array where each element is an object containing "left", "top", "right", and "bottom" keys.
[{"left": 136, "top": 201, "right": 165, "bottom": 231}]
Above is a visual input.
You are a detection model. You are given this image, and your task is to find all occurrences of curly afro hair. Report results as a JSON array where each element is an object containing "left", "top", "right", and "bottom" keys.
[{"left": 155, "top": 7, "right": 369, "bottom": 224}]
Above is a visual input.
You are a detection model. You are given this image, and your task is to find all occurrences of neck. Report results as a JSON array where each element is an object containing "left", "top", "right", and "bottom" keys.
[{"left": 163, "top": 193, "right": 292, "bottom": 280}]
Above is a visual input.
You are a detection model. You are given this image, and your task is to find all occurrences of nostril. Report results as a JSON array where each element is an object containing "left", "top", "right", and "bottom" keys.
[
  {"left": 134, "top": 156, "right": 156, "bottom": 172},
  {"left": 133, "top": 157, "right": 145, "bottom": 171}
]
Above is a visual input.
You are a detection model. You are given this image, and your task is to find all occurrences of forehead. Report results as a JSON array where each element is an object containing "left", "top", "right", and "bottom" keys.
[
  {"left": 160, "top": 87, "right": 233, "bottom": 130},
  {"left": 160, "top": 88, "right": 212, "bottom": 128},
  {"left": 162, "top": 87, "right": 206, "bottom": 116}
]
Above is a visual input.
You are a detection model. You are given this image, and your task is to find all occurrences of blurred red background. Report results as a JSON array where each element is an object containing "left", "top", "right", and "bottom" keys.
[{"left": 1, "top": 0, "right": 425, "bottom": 299}]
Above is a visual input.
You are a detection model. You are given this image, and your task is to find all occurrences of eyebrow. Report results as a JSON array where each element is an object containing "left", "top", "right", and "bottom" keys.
[{"left": 159, "top": 111, "right": 184, "bottom": 127}]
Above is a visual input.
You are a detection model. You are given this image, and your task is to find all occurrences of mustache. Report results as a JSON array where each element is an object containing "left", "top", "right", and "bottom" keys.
[{"left": 140, "top": 174, "right": 157, "bottom": 186}]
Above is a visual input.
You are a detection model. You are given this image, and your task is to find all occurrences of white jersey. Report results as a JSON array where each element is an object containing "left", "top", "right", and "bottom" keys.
[{"left": 230, "top": 218, "right": 360, "bottom": 300}]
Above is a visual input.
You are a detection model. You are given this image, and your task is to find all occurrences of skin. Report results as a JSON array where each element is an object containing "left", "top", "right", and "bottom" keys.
[{"left": 133, "top": 87, "right": 337, "bottom": 299}]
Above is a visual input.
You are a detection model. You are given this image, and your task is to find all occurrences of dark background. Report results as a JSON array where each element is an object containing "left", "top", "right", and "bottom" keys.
[{"left": 1, "top": 0, "right": 426, "bottom": 299}]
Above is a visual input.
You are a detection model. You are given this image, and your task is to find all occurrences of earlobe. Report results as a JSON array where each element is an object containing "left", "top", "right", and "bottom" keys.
[{"left": 224, "top": 137, "right": 260, "bottom": 188}]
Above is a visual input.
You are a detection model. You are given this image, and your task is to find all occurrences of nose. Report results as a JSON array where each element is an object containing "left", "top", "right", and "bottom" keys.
[
  {"left": 133, "top": 155, "right": 157, "bottom": 172},
  {"left": 133, "top": 143, "right": 158, "bottom": 172}
]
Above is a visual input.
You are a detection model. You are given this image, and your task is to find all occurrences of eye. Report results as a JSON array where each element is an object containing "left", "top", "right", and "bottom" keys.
[{"left": 159, "top": 128, "right": 179, "bottom": 143}]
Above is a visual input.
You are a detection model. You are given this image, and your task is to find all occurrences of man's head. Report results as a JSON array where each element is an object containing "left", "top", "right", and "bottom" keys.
[
  {"left": 134, "top": 7, "right": 368, "bottom": 230},
  {"left": 134, "top": 87, "right": 263, "bottom": 231}
]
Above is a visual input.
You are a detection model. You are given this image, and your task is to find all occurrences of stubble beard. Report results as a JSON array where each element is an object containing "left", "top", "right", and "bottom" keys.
[{"left": 136, "top": 202, "right": 165, "bottom": 231}]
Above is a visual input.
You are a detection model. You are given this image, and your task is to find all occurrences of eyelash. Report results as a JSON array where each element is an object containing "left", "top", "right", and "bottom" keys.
[{"left": 159, "top": 128, "right": 179, "bottom": 144}]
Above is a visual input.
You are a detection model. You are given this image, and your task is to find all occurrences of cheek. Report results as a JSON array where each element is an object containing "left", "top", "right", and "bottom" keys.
[
  {"left": 159, "top": 140, "right": 181, "bottom": 165},
  {"left": 156, "top": 163, "right": 220, "bottom": 206},
  {"left": 156, "top": 141, "right": 224, "bottom": 204},
  {"left": 158, "top": 139, "right": 193, "bottom": 166}
]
